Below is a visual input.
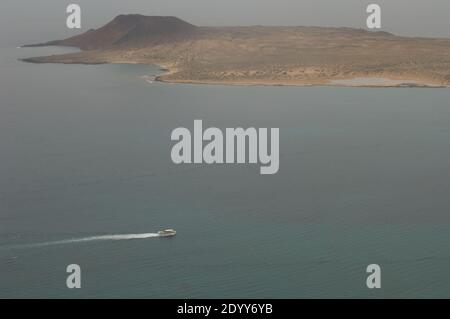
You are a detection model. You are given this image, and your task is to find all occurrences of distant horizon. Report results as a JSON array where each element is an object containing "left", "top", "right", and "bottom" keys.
[{"left": 3, "top": 0, "right": 450, "bottom": 47}]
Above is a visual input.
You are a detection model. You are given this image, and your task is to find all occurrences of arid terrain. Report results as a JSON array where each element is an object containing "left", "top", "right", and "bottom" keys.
[{"left": 22, "top": 14, "right": 450, "bottom": 87}]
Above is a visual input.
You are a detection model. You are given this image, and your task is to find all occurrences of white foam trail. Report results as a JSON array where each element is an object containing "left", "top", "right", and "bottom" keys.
[
  {"left": 140, "top": 75, "right": 155, "bottom": 84},
  {"left": 1, "top": 233, "right": 160, "bottom": 250}
]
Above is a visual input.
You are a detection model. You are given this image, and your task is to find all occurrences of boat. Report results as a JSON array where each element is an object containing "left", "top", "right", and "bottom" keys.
[{"left": 158, "top": 229, "right": 177, "bottom": 237}]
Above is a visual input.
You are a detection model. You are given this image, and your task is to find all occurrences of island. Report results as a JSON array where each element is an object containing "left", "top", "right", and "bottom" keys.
[{"left": 21, "top": 14, "right": 450, "bottom": 88}]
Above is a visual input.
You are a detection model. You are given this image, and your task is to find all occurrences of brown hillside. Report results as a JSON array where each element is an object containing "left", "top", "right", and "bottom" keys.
[
  {"left": 21, "top": 15, "right": 450, "bottom": 87},
  {"left": 26, "top": 15, "right": 198, "bottom": 50}
]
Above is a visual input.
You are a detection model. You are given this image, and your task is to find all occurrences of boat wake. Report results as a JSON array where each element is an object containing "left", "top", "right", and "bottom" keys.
[
  {"left": 0, "top": 233, "right": 160, "bottom": 250},
  {"left": 140, "top": 75, "right": 156, "bottom": 84}
]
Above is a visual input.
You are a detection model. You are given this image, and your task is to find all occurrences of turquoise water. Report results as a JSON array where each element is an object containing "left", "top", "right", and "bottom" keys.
[{"left": 1, "top": 47, "right": 450, "bottom": 298}]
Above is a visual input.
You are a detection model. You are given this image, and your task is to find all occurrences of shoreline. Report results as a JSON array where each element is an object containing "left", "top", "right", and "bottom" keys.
[
  {"left": 19, "top": 52, "right": 449, "bottom": 89},
  {"left": 155, "top": 78, "right": 449, "bottom": 89},
  {"left": 118, "top": 60, "right": 450, "bottom": 89},
  {"left": 154, "top": 74, "right": 449, "bottom": 89}
]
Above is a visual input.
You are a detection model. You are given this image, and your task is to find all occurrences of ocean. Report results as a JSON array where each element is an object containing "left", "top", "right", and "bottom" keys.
[{"left": 1, "top": 46, "right": 450, "bottom": 298}]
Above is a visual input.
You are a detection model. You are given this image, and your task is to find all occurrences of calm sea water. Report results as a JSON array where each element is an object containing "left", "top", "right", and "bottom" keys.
[{"left": 1, "top": 47, "right": 450, "bottom": 298}]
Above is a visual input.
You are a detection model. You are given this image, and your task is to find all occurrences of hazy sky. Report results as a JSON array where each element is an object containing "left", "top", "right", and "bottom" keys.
[{"left": 2, "top": 0, "right": 450, "bottom": 47}]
